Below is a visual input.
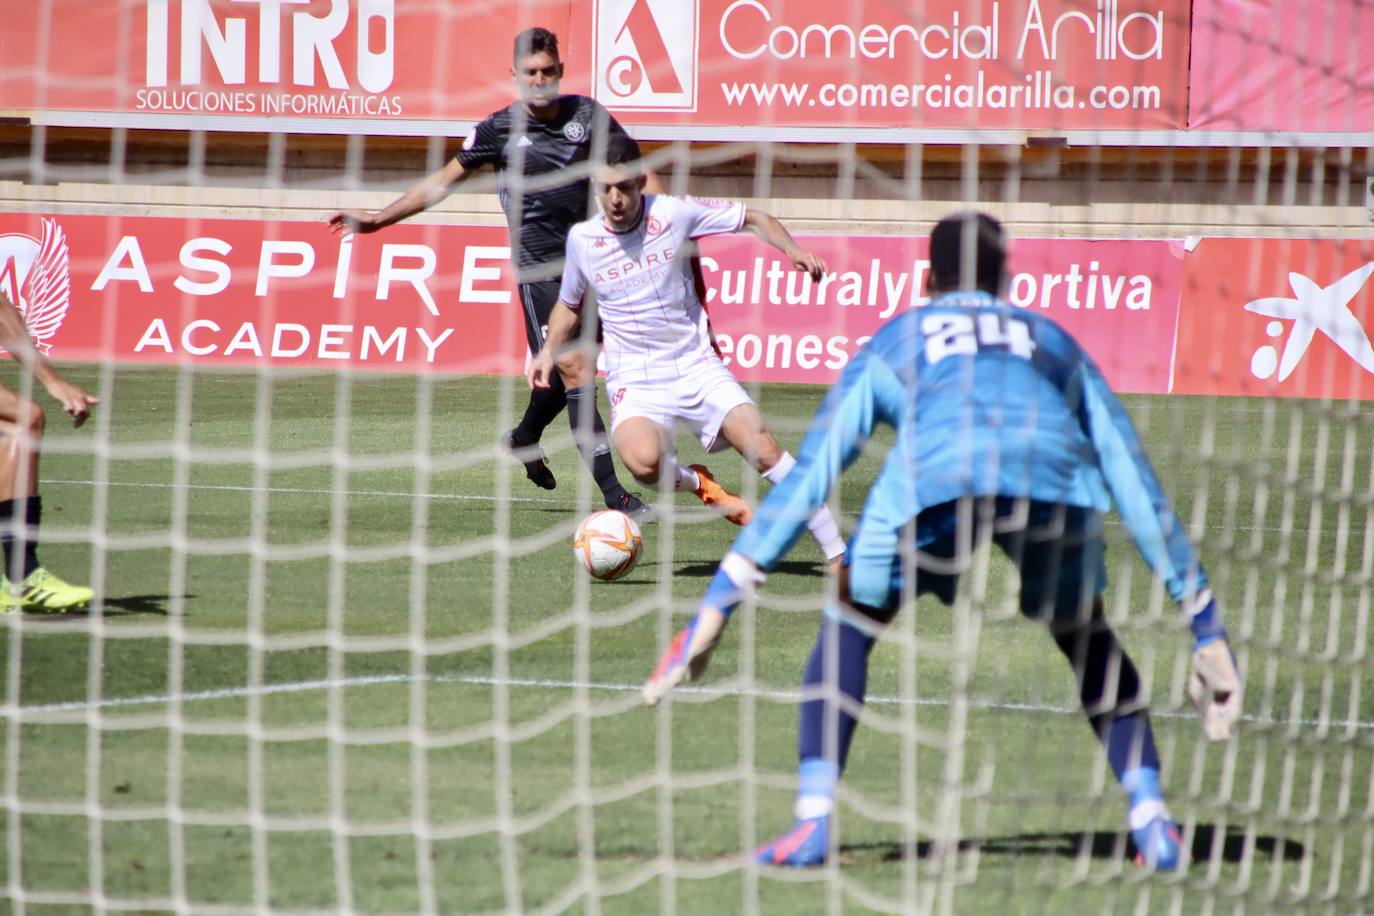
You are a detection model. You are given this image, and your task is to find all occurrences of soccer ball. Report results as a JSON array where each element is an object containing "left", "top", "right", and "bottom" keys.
[{"left": 572, "top": 509, "right": 644, "bottom": 581}]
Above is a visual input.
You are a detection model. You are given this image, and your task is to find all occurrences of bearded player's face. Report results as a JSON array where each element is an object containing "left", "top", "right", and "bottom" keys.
[{"left": 512, "top": 51, "right": 562, "bottom": 110}]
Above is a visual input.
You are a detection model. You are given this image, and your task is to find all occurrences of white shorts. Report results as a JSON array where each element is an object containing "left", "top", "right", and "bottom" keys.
[{"left": 607, "top": 358, "right": 754, "bottom": 452}]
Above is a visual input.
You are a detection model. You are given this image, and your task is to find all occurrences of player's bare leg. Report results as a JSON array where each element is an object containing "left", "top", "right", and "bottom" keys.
[
  {"left": 715, "top": 401, "right": 784, "bottom": 472},
  {"left": 611, "top": 417, "right": 676, "bottom": 485},
  {"left": 0, "top": 383, "right": 91, "bottom": 612},
  {"left": 612, "top": 417, "right": 749, "bottom": 524},
  {"left": 717, "top": 403, "right": 846, "bottom": 560},
  {"left": 0, "top": 385, "right": 43, "bottom": 504}
]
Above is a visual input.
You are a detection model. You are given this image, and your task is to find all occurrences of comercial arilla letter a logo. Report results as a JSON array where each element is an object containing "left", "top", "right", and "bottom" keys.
[
  {"left": 1247, "top": 262, "right": 1374, "bottom": 382},
  {"left": 593, "top": 0, "right": 698, "bottom": 111},
  {"left": 0, "top": 218, "right": 73, "bottom": 355}
]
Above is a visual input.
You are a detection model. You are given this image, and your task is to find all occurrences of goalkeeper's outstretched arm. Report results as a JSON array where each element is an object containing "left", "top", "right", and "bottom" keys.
[
  {"left": 1076, "top": 351, "right": 1242, "bottom": 739},
  {"left": 644, "top": 342, "right": 906, "bottom": 704}
]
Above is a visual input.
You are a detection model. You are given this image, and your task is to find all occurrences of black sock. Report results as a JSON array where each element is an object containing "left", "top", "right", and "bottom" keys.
[
  {"left": 512, "top": 376, "right": 568, "bottom": 445},
  {"left": 0, "top": 495, "right": 41, "bottom": 582},
  {"left": 564, "top": 383, "right": 624, "bottom": 500}
]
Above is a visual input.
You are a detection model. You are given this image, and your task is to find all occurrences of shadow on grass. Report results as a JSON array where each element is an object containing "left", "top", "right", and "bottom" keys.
[
  {"left": 673, "top": 560, "right": 828, "bottom": 578},
  {"left": 101, "top": 593, "right": 186, "bottom": 616},
  {"left": 844, "top": 825, "right": 1305, "bottom": 864},
  {"left": 20, "top": 594, "right": 190, "bottom": 619}
]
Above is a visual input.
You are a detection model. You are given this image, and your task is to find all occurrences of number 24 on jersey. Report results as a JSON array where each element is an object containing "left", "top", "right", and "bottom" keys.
[{"left": 922, "top": 313, "right": 1037, "bottom": 364}]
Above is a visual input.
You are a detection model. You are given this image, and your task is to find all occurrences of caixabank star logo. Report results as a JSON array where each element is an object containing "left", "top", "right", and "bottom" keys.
[
  {"left": 593, "top": 0, "right": 698, "bottom": 111},
  {"left": 1245, "top": 263, "right": 1374, "bottom": 383},
  {"left": 0, "top": 218, "right": 73, "bottom": 355}
]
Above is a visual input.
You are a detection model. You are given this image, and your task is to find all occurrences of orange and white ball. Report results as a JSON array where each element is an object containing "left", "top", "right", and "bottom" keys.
[{"left": 572, "top": 510, "right": 645, "bottom": 581}]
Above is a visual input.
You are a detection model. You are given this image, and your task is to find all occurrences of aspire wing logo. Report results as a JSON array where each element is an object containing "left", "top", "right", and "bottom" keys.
[
  {"left": 0, "top": 218, "right": 74, "bottom": 355},
  {"left": 593, "top": 0, "right": 698, "bottom": 111},
  {"left": 1246, "top": 263, "right": 1374, "bottom": 383}
]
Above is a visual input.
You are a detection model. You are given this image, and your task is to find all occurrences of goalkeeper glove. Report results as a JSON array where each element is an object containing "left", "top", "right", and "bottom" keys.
[
  {"left": 642, "top": 552, "right": 763, "bottom": 705},
  {"left": 1183, "top": 591, "right": 1242, "bottom": 741}
]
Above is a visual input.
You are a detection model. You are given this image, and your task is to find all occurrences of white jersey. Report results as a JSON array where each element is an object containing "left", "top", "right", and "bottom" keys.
[{"left": 559, "top": 194, "right": 746, "bottom": 385}]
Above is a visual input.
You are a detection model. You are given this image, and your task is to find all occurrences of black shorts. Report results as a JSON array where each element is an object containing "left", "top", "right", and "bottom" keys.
[
  {"left": 518, "top": 280, "right": 561, "bottom": 354},
  {"left": 518, "top": 280, "right": 601, "bottom": 355}
]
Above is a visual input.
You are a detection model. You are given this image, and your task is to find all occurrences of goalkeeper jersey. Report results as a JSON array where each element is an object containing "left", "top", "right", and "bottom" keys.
[{"left": 730, "top": 290, "right": 1209, "bottom": 604}]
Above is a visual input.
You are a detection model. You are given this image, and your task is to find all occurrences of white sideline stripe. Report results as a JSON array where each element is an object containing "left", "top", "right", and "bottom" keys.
[
  {"left": 10, "top": 674, "right": 417, "bottom": 714},
  {"left": 11, "top": 673, "right": 1374, "bottom": 732},
  {"left": 45, "top": 478, "right": 570, "bottom": 507}
]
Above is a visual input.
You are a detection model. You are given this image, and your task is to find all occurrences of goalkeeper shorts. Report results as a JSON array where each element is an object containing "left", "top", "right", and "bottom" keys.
[{"left": 845, "top": 496, "right": 1108, "bottom": 624}]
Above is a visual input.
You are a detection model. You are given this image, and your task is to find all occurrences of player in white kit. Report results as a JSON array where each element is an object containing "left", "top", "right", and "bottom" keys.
[{"left": 529, "top": 134, "right": 845, "bottom": 561}]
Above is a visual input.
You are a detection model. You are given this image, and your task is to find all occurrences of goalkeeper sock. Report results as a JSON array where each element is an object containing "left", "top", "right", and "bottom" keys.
[
  {"left": 798, "top": 612, "right": 876, "bottom": 773},
  {"left": 564, "top": 383, "right": 625, "bottom": 499},
  {"left": 1103, "top": 711, "right": 1160, "bottom": 780},
  {"left": 795, "top": 758, "right": 839, "bottom": 819},
  {"left": 0, "top": 496, "right": 41, "bottom": 582},
  {"left": 1051, "top": 616, "right": 1160, "bottom": 781},
  {"left": 762, "top": 452, "right": 846, "bottom": 560},
  {"left": 1122, "top": 766, "right": 1167, "bottom": 828}
]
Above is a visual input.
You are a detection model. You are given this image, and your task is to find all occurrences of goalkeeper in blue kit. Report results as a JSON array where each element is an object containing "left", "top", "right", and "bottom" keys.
[{"left": 643, "top": 213, "right": 1243, "bottom": 871}]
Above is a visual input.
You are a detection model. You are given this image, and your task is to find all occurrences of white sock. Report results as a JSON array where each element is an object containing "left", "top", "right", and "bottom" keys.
[
  {"left": 1128, "top": 798, "right": 1168, "bottom": 830},
  {"left": 795, "top": 795, "right": 834, "bottom": 820},
  {"left": 673, "top": 460, "right": 700, "bottom": 493},
  {"left": 763, "top": 452, "right": 846, "bottom": 560},
  {"left": 760, "top": 450, "right": 796, "bottom": 484}
]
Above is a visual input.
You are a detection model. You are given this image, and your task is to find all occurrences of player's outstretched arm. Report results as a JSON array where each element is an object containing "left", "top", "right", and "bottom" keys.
[
  {"left": 742, "top": 208, "right": 826, "bottom": 280},
  {"left": 1076, "top": 354, "right": 1243, "bottom": 739},
  {"left": 643, "top": 552, "right": 764, "bottom": 705},
  {"left": 328, "top": 158, "right": 468, "bottom": 235},
  {"left": 645, "top": 347, "right": 905, "bottom": 705},
  {"left": 0, "top": 292, "right": 98, "bottom": 427}
]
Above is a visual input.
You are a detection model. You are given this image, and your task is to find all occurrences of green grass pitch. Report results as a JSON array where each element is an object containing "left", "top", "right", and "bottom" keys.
[{"left": 2, "top": 365, "right": 1370, "bottom": 914}]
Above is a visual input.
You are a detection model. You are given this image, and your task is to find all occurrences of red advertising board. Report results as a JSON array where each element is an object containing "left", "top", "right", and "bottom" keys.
[
  {"left": 10, "top": 208, "right": 1374, "bottom": 402},
  {"left": 699, "top": 233, "right": 1181, "bottom": 391},
  {"left": 0, "top": 212, "right": 527, "bottom": 374},
  {"left": 1173, "top": 238, "right": 1374, "bottom": 399},
  {"left": 1188, "top": 0, "right": 1374, "bottom": 132},
  {"left": 0, "top": 0, "right": 1191, "bottom": 133},
  {"left": 0, "top": 0, "right": 569, "bottom": 123},
  {"left": 575, "top": 0, "right": 1191, "bottom": 131},
  {"left": 0, "top": 209, "right": 1182, "bottom": 393}
]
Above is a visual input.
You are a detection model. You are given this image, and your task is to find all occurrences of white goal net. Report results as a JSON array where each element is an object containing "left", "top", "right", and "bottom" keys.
[{"left": 0, "top": 0, "right": 1372, "bottom": 913}]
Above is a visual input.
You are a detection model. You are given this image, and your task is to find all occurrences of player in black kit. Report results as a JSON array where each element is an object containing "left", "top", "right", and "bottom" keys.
[{"left": 329, "top": 27, "right": 648, "bottom": 518}]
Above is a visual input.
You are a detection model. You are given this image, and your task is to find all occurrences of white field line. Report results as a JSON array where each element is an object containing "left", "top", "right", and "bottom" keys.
[
  {"left": 44, "top": 477, "right": 1310, "bottom": 533},
  {"left": 44, "top": 477, "right": 571, "bottom": 507},
  {"left": 9, "top": 672, "right": 1373, "bottom": 732}
]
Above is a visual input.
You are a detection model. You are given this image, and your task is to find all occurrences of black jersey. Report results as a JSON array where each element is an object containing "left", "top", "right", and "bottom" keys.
[{"left": 457, "top": 95, "right": 628, "bottom": 282}]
